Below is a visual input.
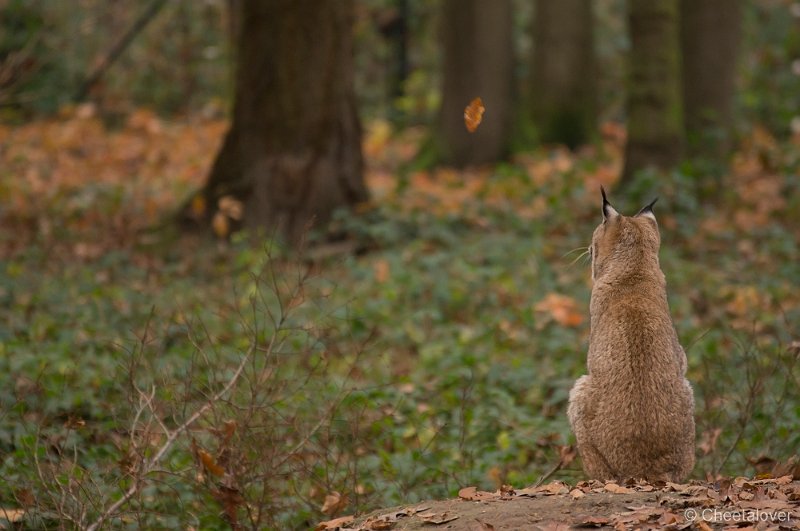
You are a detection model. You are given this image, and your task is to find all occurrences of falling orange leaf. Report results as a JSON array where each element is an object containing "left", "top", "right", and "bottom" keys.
[{"left": 464, "top": 97, "right": 485, "bottom": 132}]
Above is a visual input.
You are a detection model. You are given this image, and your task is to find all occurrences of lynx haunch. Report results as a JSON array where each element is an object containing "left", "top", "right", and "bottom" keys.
[{"left": 567, "top": 188, "right": 695, "bottom": 482}]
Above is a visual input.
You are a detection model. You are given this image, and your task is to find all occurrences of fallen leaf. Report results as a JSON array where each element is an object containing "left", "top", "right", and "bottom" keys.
[
  {"left": 373, "top": 259, "right": 390, "bottom": 283},
  {"left": 516, "top": 481, "right": 570, "bottom": 496},
  {"left": 0, "top": 508, "right": 25, "bottom": 523},
  {"left": 458, "top": 486, "right": 497, "bottom": 501},
  {"left": 696, "top": 521, "right": 713, "bottom": 531},
  {"left": 475, "top": 519, "right": 495, "bottom": 530},
  {"left": 534, "top": 293, "right": 584, "bottom": 327},
  {"left": 364, "top": 516, "right": 395, "bottom": 530},
  {"left": 321, "top": 491, "right": 348, "bottom": 516},
  {"left": 576, "top": 515, "right": 610, "bottom": 527},
  {"left": 212, "top": 211, "right": 229, "bottom": 238},
  {"left": 464, "top": 97, "right": 485, "bottom": 132},
  {"left": 604, "top": 483, "right": 634, "bottom": 494},
  {"left": 315, "top": 515, "right": 355, "bottom": 530},
  {"left": 418, "top": 511, "right": 459, "bottom": 525},
  {"left": 569, "top": 488, "right": 585, "bottom": 499},
  {"left": 656, "top": 511, "right": 680, "bottom": 525}
]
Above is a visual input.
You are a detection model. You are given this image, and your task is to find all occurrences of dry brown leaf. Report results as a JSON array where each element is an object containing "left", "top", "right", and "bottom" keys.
[
  {"left": 364, "top": 516, "right": 395, "bottom": 530},
  {"left": 0, "top": 508, "right": 25, "bottom": 523},
  {"left": 569, "top": 488, "right": 585, "bottom": 499},
  {"left": 499, "top": 484, "right": 515, "bottom": 497},
  {"left": 218, "top": 195, "right": 243, "bottom": 220},
  {"left": 577, "top": 515, "right": 610, "bottom": 527},
  {"left": 212, "top": 211, "right": 229, "bottom": 238},
  {"left": 464, "top": 97, "right": 485, "bottom": 132},
  {"left": 373, "top": 259, "right": 390, "bottom": 283},
  {"left": 516, "top": 481, "right": 570, "bottom": 496},
  {"left": 211, "top": 485, "right": 244, "bottom": 527},
  {"left": 321, "top": 491, "right": 348, "bottom": 516},
  {"left": 475, "top": 519, "right": 495, "bottom": 530},
  {"left": 315, "top": 515, "right": 355, "bottom": 530},
  {"left": 534, "top": 293, "right": 584, "bottom": 327},
  {"left": 656, "top": 511, "right": 680, "bottom": 525},
  {"left": 696, "top": 521, "right": 713, "bottom": 531},
  {"left": 196, "top": 447, "right": 225, "bottom": 477},
  {"left": 458, "top": 486, "right": 497, "bottom": 501},
  {"left": 604, "top": 483, "right": 634, "bottom": 494},
  {"left": 418, "top": 511, "right": 459, "bottom": 525}
]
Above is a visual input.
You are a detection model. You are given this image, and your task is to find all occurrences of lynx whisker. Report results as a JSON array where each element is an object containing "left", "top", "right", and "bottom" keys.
[{"left": 566, "top": 247, "right": 591, "bottom": 268}]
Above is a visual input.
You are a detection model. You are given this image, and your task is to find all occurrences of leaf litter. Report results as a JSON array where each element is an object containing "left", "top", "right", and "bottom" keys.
[{"left": 319, "top": 475, "right": 800, "bottom": 530}]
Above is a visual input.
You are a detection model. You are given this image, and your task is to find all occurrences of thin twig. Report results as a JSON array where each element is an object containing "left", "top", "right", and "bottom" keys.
[
  {"left": 85, "top": 342, "right": 255, "bottom": 531},
  {"left": 534, "top": 458, "right": 566, "bottom": 488},
  {"left": 74, "top": 0, "right": 168, "bottom": 102}
]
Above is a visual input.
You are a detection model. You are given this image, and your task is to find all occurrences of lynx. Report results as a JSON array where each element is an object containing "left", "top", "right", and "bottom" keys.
[{"left": 567, "top": 188, "right": 695, "bottom": 482}]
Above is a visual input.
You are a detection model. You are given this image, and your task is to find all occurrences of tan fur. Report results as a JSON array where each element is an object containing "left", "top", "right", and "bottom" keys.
[{"left": 567, "top": 193, "right": 695, "bottom": 482}]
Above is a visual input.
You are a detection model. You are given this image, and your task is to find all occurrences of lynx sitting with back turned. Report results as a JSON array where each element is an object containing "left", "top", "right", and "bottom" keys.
[{"left": 567, "top": 188, "right": 695, "bottom": 482}]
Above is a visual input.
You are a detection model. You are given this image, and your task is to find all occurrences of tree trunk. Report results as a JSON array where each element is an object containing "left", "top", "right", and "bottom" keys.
[
  {"left": 680, "top": 0, "right": 741, "bottom": 161},
  {"left": 530, "top": 0, "right": 595, "bottom": 149},
  {"left": 621, "top": 0, "right": 684, "bottom": 184},
  {"left": 436, "top": 0, "right": 514, "bottom": 167},
  {"left": 201, "top": 0, "right": 368, "bottom": 243}
]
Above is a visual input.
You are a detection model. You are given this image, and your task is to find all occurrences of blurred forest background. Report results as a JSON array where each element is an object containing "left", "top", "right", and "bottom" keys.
[{"left": 0, "top": 0, "right": 799, "bottom": 529}]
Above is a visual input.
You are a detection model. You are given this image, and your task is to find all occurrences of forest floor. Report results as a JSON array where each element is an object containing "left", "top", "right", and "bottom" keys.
[
  {"left": 1, "top": 108, "right": 799, "bottom": 528},
  {"left": 322, "top": 477, "right": 800, "bottom": 531}
]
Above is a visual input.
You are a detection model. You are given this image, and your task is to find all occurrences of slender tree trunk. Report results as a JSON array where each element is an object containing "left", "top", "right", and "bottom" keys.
[
  {"left": 437, "top": 0, "right": 514, "bottom": 167},
  {"left": 621, "top": 0, "right": 684, "bottom": 184},
  {"left": 201, "top": 0, "right": 368, "bottom": 243},
  {"left": 530, "top": 0, "right": 595, "bottom": 149},
  {"left": 680, "top": 0, "right": 741, "bottom": 160}
]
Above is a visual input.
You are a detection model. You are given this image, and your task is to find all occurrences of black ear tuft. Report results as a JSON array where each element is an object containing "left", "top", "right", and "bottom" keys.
[
  {"left": 601, "top": 186, "right": 619, "bottom": 220},
  {"left": 636, "top": 197, "right": 659, "bottom": 219}
]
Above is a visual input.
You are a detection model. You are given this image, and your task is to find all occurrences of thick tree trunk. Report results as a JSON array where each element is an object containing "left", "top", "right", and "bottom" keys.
[
  {"left": 437, "top": 0, "right": 513, "bottom": 167},
  {"left": 201, "top": 0, "right": 368, "bottom": 243},
  {"left": 680, "top": 0, "right": 741, "bottom": 160},
  {"left": 530, "top": 0, "right": 595, "bottom": 149},
  {"left": 621, "top": 0, "right": 684, "bottom": 184}
]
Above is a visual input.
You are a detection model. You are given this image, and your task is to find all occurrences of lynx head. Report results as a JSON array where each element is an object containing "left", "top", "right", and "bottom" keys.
[{"left": 590, "top": 187, "right": 661, "bottom": 282}]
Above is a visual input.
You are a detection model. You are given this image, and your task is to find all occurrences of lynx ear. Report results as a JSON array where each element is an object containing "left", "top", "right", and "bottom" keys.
[
  {"left": 635, "top": 197, "right": 659, "bottom": 221},
  {"left": 601, "top": 186, "right": 619, "bottom": 221}
]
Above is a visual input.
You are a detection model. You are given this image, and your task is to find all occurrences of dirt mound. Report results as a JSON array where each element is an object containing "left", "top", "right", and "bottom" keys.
[{"left": 318, "top": 477, "right": 800, "bottom": 530}]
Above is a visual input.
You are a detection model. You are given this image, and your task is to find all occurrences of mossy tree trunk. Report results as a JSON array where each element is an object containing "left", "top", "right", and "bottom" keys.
[
  {"left": 530, "top": 0, "right": 595, "bottom": 149},
  {"left": 201, "top": 0, "right": 368, "bottom": 243},
  {"left": 436, "top": 0, "right": 514, "bottom": 167},
  {"left": 621, "top": 0, "right": 684, "bottom": 184},
  {"left": 680, "top": 0, "right": 742, "bottom": 161}
]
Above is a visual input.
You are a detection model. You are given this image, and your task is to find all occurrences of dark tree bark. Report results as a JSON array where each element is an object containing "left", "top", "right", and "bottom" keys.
[
  {"left": 436, "top": 0, "right": 514, "bottom": 167},
  {"left": 680, "top": 0, "right": 741, "bottom": 160},
  {"left": 621, "top": 0, "right": 684, "bottom": 184},
  {"left": 530, "top": 0, "right": 595, "bottom": 149},
  {"left": 201, "top": 0, "right": 368, "bottom": 243}
]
